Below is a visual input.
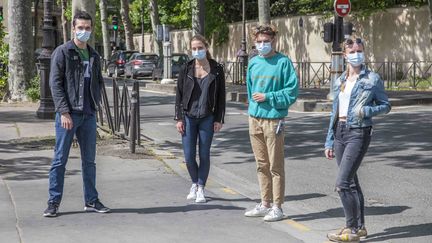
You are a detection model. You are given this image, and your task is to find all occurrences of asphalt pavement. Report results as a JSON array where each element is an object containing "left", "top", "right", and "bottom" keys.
[
  {"left": 133, "top": 86, "right": 432, "bottom": 243},
  {"left": 0, "top": 103, "right": 302, "bottom": 243},
  {"left": 1, "top": 84, "right": 431, "bottom": 243}
]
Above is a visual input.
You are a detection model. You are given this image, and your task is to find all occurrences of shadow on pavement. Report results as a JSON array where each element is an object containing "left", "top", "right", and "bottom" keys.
[
  {"left": 60, "top": 204, "right": 245, "bottom": 216},
  {"left": 0, "top": 140, "right": 80, "bottom": 181},
  {"left": 0, "top": 110, "right": 41, "bottom": 124},
  {"left": 289, "top": 205, "right": 410, "bottom": 222},
  {"left": 209, "top": 193, "right": 326, "bottom": 203},
  {"left": 363, "top": 223, "right": 432, "bottom": 242},
  {"left": 211, "top": 110, "right": 432, "bottom": 170}
]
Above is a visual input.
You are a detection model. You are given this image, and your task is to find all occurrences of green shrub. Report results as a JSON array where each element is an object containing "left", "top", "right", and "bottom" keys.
[{"left": 26, "top": 75, "right": 40, "bottom": 102}]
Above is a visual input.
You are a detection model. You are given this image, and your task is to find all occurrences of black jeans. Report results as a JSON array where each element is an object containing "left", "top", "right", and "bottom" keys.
[{"left": 334, "top": 121, "right": 372, "bottom": 229}]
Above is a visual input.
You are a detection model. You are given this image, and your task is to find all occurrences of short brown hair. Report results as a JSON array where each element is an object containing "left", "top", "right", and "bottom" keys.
[{"left": 252, "top": 24, "right": 278, "bottom": 39}]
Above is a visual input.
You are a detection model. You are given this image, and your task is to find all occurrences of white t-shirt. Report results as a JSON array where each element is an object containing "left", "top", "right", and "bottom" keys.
[{"left": 338, "top": 79, "right": 357, "bottom": 117}]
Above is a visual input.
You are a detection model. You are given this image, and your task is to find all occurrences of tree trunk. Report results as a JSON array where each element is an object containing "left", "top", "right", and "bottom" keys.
[
  {"left": 429, "top": 0, "right": 432, "bottom": 45},
  {"left": 148, "top": 0, "right": 162, "bottom": 57},
  {"left": 7, "top": 0, "right": 34, "bottom": 101},
  {"left": 99, "top": 0, "right": 111, "bottom": 68},
  {"left": 258, "top": 0, "right": 270, "bottom": 25},
  {"left": 34, "top": 0, "right": 39, "bottom": 50},
  {"left": 61, "top": 0, "right": 68, "bottom": 43},
  {"left": 191, "top": 0, "right": 205, "bottom": 36},
  {"left": 120, "top": 0, "right": 135, "bottom": 50},
  {"left": 72, "top": 0, "right": 96, "bottom": 46}
]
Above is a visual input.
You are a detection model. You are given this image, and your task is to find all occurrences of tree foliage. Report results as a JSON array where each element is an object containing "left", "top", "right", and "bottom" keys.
[
  {"left": 270, "top": 0, "right": 427, "bottom": 17},
  {"left": 89, "top": 0, "right": 428, "bottom": 47},
  {"left": 0, "top": 21, "right": 9, "bottom": 99}
]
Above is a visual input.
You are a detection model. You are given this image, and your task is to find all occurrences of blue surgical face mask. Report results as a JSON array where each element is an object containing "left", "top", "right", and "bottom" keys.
[
  {"left": 76, "top": 30, "right": 91, "bottom": 43},
  {"left": 192, "top": 49, "right": 207, "bottom": 60},
  {"left": 346, "top": 52, "right": 364, "bottom": 67},
  {"left": 256, "top": 42, "right": 272, "bottom": 56}
]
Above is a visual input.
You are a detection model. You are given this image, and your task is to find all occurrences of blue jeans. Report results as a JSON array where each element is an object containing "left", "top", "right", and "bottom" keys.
[
  {"left": 182, "top": 115, "right": 214, "bottom": 186},
  {"left": 334, "top": 121, "right": 371, "bottom": 229},
  {"left": 48, "top": 112, "right": 99, "bottom": 204}
]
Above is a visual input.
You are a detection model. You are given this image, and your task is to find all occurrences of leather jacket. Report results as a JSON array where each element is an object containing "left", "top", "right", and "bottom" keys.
[{"left": 175, "top": 58, "right": 226, "bottom": 123}]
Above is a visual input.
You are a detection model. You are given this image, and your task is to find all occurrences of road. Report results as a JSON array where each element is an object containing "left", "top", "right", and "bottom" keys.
[{"left": 105, "top": 79, "right": 432, "bottom": 242}]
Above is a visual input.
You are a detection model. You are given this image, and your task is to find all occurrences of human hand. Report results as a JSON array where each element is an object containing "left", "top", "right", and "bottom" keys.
[
  {"left": 176, "top": 121, "right": 185, "bottom": 135},
  {"left": 324, "top": 149, "right": 334, "bottom": 160},
  {"left": 252, "top": 93, "right": 266, "bottom": 103},
  {"left": 214, "top": 122, "right": 223, "bottom": 133},
  {"left": 61, "top": 113, "right": 73, "bottom": 130}
]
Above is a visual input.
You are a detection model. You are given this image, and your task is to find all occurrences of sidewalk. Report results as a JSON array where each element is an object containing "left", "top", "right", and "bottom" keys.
[{"left": 0, "top": 103, "right": 302, "bottom": 243}]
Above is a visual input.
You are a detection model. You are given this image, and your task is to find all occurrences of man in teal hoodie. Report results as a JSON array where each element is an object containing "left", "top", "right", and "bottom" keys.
[{"left": 244, "top": 24, "right": 299, "bottom": 222}]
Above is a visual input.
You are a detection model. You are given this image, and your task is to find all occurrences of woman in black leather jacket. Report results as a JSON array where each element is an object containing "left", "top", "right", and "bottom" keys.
[{"left": 174, "top": 34, "right": 225, "bottom": 203}]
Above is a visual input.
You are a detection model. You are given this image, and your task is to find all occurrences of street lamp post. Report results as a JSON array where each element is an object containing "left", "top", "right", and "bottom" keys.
[
  {"left": 36, "top": 0, "right": 55, "bottom": 119},
  {"left": 238, "top": 0, "right": 248, "bottom": 84}
]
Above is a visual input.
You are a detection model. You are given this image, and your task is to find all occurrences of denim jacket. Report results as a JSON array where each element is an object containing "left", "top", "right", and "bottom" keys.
[
  {"left": 324, "top": 65, "right": 391, "bottom": 149},
  {"left": 49, "top": 40, "right": 103, "bottom": 114}
]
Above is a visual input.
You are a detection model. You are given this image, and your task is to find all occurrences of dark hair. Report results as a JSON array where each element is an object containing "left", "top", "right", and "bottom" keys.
[
  {"left": 252, "top": 24, "right": 278, "bottom": 39},
  {"left": 190, "top": 34, "right": 212, "bottom": 60},
  {"left": 73, "top": 11, "right": 92, "bottom": 27}
]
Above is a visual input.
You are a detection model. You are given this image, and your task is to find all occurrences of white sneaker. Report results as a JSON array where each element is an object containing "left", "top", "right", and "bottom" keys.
[
  {"left": 244, "top": 203, "right": 271, "bottom": 217},
  {"left": 186, "top": 183, "right": 198, "bottom": 200},
  {"left": 263, "top": 206, "right": 284, "bottom": 222},
  {"left": 195, "top": 186, "right": 206, "bottom": 203}
]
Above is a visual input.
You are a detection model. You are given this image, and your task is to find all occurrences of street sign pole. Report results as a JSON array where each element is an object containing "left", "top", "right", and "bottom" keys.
[
  {"left": 161, "top": 25, "right": 174, "bottom": 84},
  {"left": 328, "top": 0, "right": 351, "bottom": 100}
]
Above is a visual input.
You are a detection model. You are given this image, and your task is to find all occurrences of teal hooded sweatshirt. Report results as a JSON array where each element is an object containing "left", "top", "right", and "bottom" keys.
[{"left": 246, "top": 52, "right": 299, "bottom": 119}]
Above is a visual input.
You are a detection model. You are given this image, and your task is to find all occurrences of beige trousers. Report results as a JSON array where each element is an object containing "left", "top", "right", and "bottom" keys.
[{"left": 249, "top": 116, "right": 285, "bottom": 206}]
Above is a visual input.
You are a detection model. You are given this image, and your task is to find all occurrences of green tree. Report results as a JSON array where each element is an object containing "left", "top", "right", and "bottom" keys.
[{"left": 0, "top": 20, "right": 9, "bottom": 100}]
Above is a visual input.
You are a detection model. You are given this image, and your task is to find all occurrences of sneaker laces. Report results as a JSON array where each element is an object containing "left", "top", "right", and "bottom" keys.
[
  {"left": 255, "top": 203, "right": 266, "bottom": 210},
  {"left": 94, "top": 200, "right": 106, "bottom": 209},
  {"left": 197, "top": 186, "right": 205, "bottom": 196},
  {"left": 48, "top": 202, "right": 58, "bottom": 209},
  {"left": 190, "top": 184, "right": 198, "bottom": 193}
]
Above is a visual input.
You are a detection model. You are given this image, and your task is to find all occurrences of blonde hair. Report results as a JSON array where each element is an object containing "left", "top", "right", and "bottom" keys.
[
  {"left": 341, "top": 37, "right": 365, "bottom": 92},
  {"left": 190, "top": 34, "right": 212, "bottom": 60}
]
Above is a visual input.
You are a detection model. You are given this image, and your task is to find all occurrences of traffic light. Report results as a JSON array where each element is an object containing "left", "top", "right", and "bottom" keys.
[
  {"left": 112, "top": 15, "right": 118, "bottom": 31},
  {"left": 0, "top": 7, "right": 3, "bottom": 22}
]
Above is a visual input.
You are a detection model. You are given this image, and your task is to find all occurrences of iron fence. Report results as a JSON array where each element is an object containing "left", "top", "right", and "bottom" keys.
[
  {"left": 223, "top": 60, "right": 432, "bottom": 90},
  {"left": 98, "top": 78, "right": 140, "bottom": 153}
]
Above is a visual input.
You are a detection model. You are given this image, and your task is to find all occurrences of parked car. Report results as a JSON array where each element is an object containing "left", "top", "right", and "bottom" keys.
[
  {"left": 124, "top": 53, "right": 159, "bottom": 79},
  {"left": 152, "top": 53, "right": 190, "bottom": 81},
  {"left": 107, "top": 50, "right": 138, "bottom": 77}
]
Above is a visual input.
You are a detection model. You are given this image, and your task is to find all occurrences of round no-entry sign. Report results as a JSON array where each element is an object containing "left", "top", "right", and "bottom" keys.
[{"left": 334, "top": 0, "right": 351, "bottom": 17}]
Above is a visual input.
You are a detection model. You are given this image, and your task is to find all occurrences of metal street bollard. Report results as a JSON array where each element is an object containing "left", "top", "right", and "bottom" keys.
[{"left": 129, "top": 89, "right": 138, "bottom": 153}]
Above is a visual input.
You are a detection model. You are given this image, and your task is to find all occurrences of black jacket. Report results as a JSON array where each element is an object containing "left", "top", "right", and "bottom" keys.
[
  {"left": 175, "top": 59, "right": 226, "bottom": 123},
  {"left": 49, "top": 40, "right": 103, "bottom": 114}
]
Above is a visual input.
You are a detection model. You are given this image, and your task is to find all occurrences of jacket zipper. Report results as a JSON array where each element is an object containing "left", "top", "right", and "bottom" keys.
[{"left": 89, "top": 56, "right": 98, "bottom": 111}]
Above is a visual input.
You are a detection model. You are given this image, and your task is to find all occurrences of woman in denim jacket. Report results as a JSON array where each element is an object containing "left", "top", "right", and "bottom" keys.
[{"left": 324, "top": 38, "right": 391, "bottom": 242}]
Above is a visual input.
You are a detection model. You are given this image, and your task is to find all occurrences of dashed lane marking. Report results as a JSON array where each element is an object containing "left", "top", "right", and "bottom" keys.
[
  {"left": 221, "top": 187, "right": 238, "bottom": 195},
  {"left": 284, "top": 219, "right": 311, "bottom": 232}
]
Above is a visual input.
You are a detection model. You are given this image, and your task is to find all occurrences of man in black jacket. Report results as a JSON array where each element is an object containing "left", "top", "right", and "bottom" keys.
[{"left": 43, "top": 11, "right": 110, "bottom": 217}]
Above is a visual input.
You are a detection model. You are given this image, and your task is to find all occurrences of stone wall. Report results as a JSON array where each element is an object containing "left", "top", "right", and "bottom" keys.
[{"left": 133, "top": 6, "right": 431, "bottom": 62}]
